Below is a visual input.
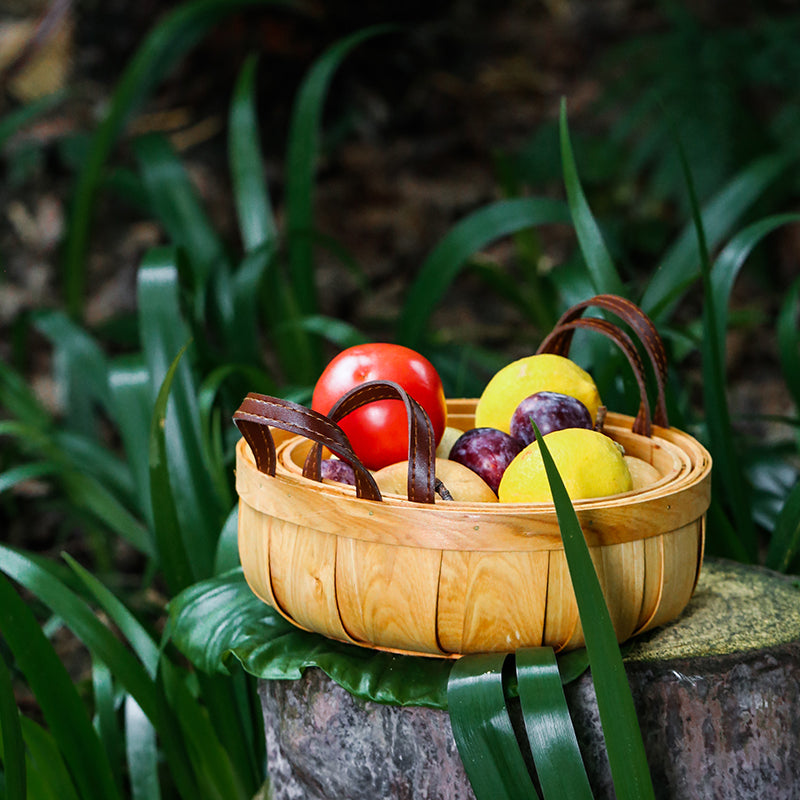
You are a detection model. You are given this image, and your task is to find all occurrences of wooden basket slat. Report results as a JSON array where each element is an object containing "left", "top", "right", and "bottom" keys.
[
  {"left": 267, "top": 519, "right": 355, "bottom": 643},
  {"left": 335, "top": 539, "right": 444, "bottom": 655},
  {"left": 542, "top": 551, "right": 581, "bottom": 650},
  {"left": 636, "top": 534, "right": 667, "bottom": 632},
  {"left": 437, "top": 549, "right": 549, "bottom": 654}
]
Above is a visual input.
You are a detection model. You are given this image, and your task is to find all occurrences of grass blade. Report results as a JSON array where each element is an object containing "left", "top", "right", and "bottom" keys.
[
  {"left": 61, "top": 0, "right": 292, "bottom": 320},
  {"left": 0, "top": 645, "right": 26, "bottom": 800},
  {"left": 0, "top": 572, "right": 122, "bottom": 800},
  {"left": 777, "top": 275, "right": 800, "bottom": 414},
  {"left": 229, "top": 53, "right": 276, "bottom": 250},
  {"left": 134, "top": 133, "right": 229, "bottom": 285},
  {"left": 19, "top": 718, "right": 81, "bottom": 800},
  {"left": 559, "top": 99, "right": 626, "bottom": 297},
  {"left": 149, "top": 341, "right": 198, "bottom": 593},
  {"left": 125, "top": 696, "right": 162, "bottom": 800},
  {"left": 92, "top": 659, "right": 124, "bottom": 794},
  {"left": 765, "top": 479, "right": 800, "bottom": 574},
  {"left": 447, "top": 654, "right": 540, "bottom": 800},
  {"left": 535, "top": 423, "right": 655, "bottom": 800},
  {"left": 516, "top": 648, "right": 593, "bottom": 800},
  {"left": 285, "top": 25, "right": 394, "bottom": 315},
  {"left": 397, "top": 197, "right": 570, "bottom": 349},
  {"left": 640, "top": 153, "right": 790, "bottom": 318}
]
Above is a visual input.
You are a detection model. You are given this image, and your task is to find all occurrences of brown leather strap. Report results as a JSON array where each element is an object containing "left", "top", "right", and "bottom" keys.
[
  {"left": 537, "top": 294, "right": 669, "bottom": 429},
  {"left": 305, "top": 380, "right": 437, "bottom": 505},
  {"left": 539, "top": 317, "right": 654, "bottom": 436},
  {"left": 233, "top": 393, "right": 382, "bottom": 501}
]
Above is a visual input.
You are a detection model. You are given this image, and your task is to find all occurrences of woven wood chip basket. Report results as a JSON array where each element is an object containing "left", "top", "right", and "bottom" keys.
[{"left": 233, "top": 296, "right": 711, "bottom": 657}]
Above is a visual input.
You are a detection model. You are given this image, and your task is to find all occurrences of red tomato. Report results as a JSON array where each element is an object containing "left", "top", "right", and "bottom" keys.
[{"left": 311, "top": 343, "right": 447, "bottom": 470}]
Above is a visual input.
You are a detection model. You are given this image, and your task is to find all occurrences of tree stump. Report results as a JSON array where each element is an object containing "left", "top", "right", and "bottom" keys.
[{"left": 258, "top": 559, "right": 800, "bottom": 799}]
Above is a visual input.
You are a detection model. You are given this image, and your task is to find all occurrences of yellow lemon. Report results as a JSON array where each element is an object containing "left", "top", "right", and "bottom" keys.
[
  {"left": 475, "top": 353, "right": 601, "bottom": 433},
  {"left": 497, "top": 428, "right": 632, "bottom": 503}
]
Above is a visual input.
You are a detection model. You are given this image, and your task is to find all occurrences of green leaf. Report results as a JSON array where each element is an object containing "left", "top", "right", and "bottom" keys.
[
  {"left": 447, "top": 654, "right": 539, "bottom": 799},
  {"left": 125, "top": 696, "right": 162, "bottom": 800},
  {"left": 19, "top": 718, "right": 81, "bottom": 800},
  {"left": 777, "top": 275, "right": 800, "bottom": 415},
  {"left": 0, "top": 461, "right": 61, "bottom": 494},
  {"left": 285, "top": 25, "right": 394, "bottom": 316},
  {"left": 214, "top": 505, "right": 241, "bottom": 575},
  {"left": 641, "top": 153, "right": 790, "bottom": 319},
  {"left": 229, "top": 53, "right": 276, "bottom": 250},
  {"left": 0, "top": 91, "right": 65, "bottom": 149},
  {"left": 139, "top": 248, "right": 222, "bottom": 574},
  {"left": 0, "top": 572, "right": 122, "bottom": 800},
  {"left": 559, "top": 99, "right": 625, "bottom": 297},
  {"left": 765, "top": 479, "right": 800, "bottom": 574},
  {"left": 0, "top": 645, "right": 26, "bottom": 800},
  {"left": 397, "top": 197, "right": 570, "bottom": 349},
  {"left": 535, "top": 423, "right": 655, "bottom": 800},
  {"left": 516, "top": 648, "right": 593, "bottom": 800},
  {"left": 149, "top": 341, "right": 198, "bottom": 593},
  {"left": 62, "top": 0, "right": 293, "bottom": 319},
  {"left": 92, "top": 659, "right": 124, "bottom": 794},
  {"left": 134, "top": 133, "right": 230, "bottom": 286}
]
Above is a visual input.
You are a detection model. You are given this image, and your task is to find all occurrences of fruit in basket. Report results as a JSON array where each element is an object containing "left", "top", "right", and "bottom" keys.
[
  {"left": 497, "top": 428, "right": 632, "bottom": 503},
  {"left": 510, "top": 391, "right": 593, "bottom": 446},
  {"left": 436, "top": 426, "right": 466, "bottom": 459},
  {"left": 448, "top": 427, "right": 522, "bottom": 494},
  {"left": 475, "top": 353, "right": 601, "bottom": 433},
  {"left": 373, "top": 458, "right": 498, "bottom": 502},
  {"left": 320, "top": 457, "right": 356, "bottom": 486},
  {"left": 311, "top": 343, "right": 447, "bottom": 470},
  {"left": 624, "top": 455, "right": 661, "bottom": 491}
]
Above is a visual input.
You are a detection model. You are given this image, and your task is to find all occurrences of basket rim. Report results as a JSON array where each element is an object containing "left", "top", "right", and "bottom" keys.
[{"left": 235, "top": 411, "right": 712, "bottom": 553}]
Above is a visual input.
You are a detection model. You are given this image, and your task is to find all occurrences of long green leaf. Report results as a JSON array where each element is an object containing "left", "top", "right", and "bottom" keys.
[
  {"left": 516, "top": 648, "right": 593, "bottom": 800},
  {"left": 777, "top": 275, "right": 800, "bottom": 414},
  {"left": 149, "top": 341, "right": 197, "bottom": 593},
  {"left": 229, "top": 53, "right": 276, "bottom": 250},
  {"left": 62, "top": 0, "right": 293, "bottom": 319},
  {"left": 0, "top": 91, "right": 64, "bottom": 149},
  {"left": 559, "top": 99, "right": 625, "bottom": 297},
  {"left": 447, "top": 654, "right": 540, "bottom": 800},
  {"left": 0, "top": 572, "right": 122, "bottom": 800},
  {"left": 0, "top": 461, "right": 61, "bottom": 494},
  {"left": 92, "top": 659, "right": 124, "bottom": 794},
  {"left": 766, "top": 479, "right": 800, "bottom": 573},
  {"left": 0, "top": 645, "right": 26, "bottom": 800},
  {"left": 125, "top": 696, "right": 162, "bottom": 800},
  {"left": 19, "top": 718, "right": 81, "bottom": 800},
  {"left": 535, "top": 424, "right": 655, "bottom": 800},
  {"left": 397, "top": 197, "right": 570, "bottom": 349},
  {"left": 285, "top": 25, "right": 393, "bottom": 315},
  {"left": 139, "top": 248, "right": 223, "bottom": 575},
  {"left": 134, "top": 133, "right": 230, "bottom": 286},
  {"left": 640, "top": 152, "right": 790, "bottom": 318}
]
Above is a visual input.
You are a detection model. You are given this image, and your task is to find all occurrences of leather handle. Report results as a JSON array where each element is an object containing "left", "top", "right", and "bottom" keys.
[
  {"left": 233, "top": 393, "right": 382, "bottom": 502},
  {"left": 304, "top": 380, "right": 437, "bottom": 505},
  {"left": 537, "top": 294, "right": 669, "bottom": 433}
]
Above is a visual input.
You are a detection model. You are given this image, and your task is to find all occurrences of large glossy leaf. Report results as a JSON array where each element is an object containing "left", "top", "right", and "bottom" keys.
[
  {"left": 397, "top": 197, "right": 571, "bottom": 349},
  {"left": 229, "top": 53, "right": 276, "bottom": 250},
  {"left": 516, "top": 648, "right": 593, "bottom": 800},
  {"left": 559, "top": 99, "right": 625, "bottom": 297},
  {"left": 0, "top": 645, "right": 26, "bottom": 800},
  {"left": 0, "top": 572, "right": 121, "bottom": 800},
  {"left": 62, "top": 0, "right": 294, "bottom": 319},
  {"left": 447, "top": 654, "right": 540, "bottom": 799},
  {"left": 535, "top": 424, "right": 655, "bottom": 800}
]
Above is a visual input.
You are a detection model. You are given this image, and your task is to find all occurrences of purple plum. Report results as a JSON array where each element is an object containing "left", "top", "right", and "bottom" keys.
[
  {"left": 320, "top": 458, "right": 356, "bottom": 486},
  {"left": 449, "top": 427, "right": 522, "bottom": 494},
  {"left": 510, "top": 391, "right": 592, "bottom": 447}
]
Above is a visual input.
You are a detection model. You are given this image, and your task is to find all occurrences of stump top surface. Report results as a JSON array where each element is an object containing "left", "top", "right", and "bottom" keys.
[{"left": 624, "top": 558, "right": 800, "bottom": 663}]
